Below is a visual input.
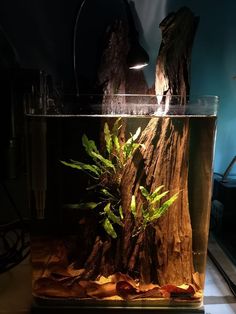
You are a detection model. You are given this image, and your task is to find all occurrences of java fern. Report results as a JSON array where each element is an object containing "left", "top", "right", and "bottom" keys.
[{"left": 61, "top": 118, "right": 178, "bottom": 239}]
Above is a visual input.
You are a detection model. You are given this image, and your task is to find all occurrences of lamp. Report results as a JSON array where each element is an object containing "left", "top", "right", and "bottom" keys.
[
  {"left": 124, "top": 0, "right": 149, "bottom": 69},
  {"left": 73, "top": 0, "right": 87, "bottom": 96},
  {"left": 127, "top": 41, "right": 149, "bottom": 69},
  {"left": 73, "top": 0, "right": 149, "bottom": 95}
]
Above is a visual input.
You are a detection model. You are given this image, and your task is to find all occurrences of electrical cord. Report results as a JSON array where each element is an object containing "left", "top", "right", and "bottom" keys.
[{"left": 0, "top": 181, "right": 30, "bottom": 274}]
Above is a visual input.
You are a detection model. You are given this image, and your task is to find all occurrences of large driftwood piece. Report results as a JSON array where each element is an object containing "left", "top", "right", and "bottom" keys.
[
  {"left": 78, "top": 20, "right": 131, "bottom": 279},
  {"left": 68, "top": 7, "right": 198, "bottom": 285},
  {"left": 152, "top": 7, "right": 198, "bottom": 283},
  {"left": 120, "top": 7, "right": 199, "bottom": 285},
  {"left": 120, "top": 118, "right": 194, "bottom": 285}
]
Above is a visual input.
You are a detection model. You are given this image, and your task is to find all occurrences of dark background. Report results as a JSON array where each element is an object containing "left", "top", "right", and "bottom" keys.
[
  {"left": 0, "top": 0, "right": 127, "bottom": 93},
  {"left": 0, "top": 0, "right": 129, "bottom": 223}
]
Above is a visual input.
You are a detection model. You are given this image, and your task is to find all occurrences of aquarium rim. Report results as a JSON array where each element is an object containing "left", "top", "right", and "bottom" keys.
[{"left": 24, "top": 94, "right": 219, "bottom": 117}]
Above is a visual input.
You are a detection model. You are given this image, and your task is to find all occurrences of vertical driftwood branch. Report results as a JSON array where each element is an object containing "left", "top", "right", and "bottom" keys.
[
  {"left": 96, "top": 20, "right": 129, "bottom": 152},
  {"left": 152, "top": 7, "right": 199, "bottom": 284},
  {"left": 120, "top": 117, "right": 194, "bottom": 285},
  {"left": 120, "top": 7, "right": 199, "bottom": 285},
  {"left": 97, "top": 20, "right": 129, "bottom": 97},
  {"left": 155, "top": 7, "right": 199, "bottom": 105},
  {"left": 96, "top": 19, "right": 148, "bottom": 104}
]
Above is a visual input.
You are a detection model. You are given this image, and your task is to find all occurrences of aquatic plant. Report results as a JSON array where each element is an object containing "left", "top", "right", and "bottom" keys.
[
  {"left": 61, "top": 118, "right": 178, "bottom": 239},
  {"left": 61, "top": 118, "right": 142, "bottom": 238},
  {"left": 131, "top": 186, "right": 179, "bottom": 237}
]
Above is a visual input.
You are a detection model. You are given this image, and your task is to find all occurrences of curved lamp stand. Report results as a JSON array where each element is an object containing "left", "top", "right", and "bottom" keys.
[{"left": 73, "top": 0, "right": 87, "bottom": 96}]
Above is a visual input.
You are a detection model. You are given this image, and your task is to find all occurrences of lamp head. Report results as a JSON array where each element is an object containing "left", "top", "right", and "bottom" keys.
[
  {"left": 124, "top": 0, "right": 149, "bottom": 70},
  {"left": 127, "top": 41, "right": 149, "bottom": 69}
]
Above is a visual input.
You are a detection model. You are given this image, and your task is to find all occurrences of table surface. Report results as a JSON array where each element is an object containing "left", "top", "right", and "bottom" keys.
[{"left": 0, "top": 255, "right": 236, "bottom": 314}]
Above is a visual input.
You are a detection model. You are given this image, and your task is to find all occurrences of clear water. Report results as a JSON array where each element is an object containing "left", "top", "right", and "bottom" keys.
[{"left": 27, "top": 113, "right": 216, "bottom": 308}]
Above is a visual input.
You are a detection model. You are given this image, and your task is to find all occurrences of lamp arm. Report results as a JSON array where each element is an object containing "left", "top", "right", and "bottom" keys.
[{"left": 73, "top": 0, "right": 88, "bottom": 96}]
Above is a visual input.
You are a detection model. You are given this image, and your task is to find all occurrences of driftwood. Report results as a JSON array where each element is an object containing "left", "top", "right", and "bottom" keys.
[
  {"left": 120, "top": 118, "right": 193, "bottom": 285},
  {"left": 96, "top": 20, "right": 129, "bottom": 96},
  {"left": 115, "top": 7, "right": 199, "bottom": 286},
  {"left": 78, "top": 19, "right": 131, "bottom": 279},
  {"left": 71, "top": 7, "right": 199, "bottom": 285},
  {"left": 34, "top": 7, "right": 199, "bottom": 288},
  {"left": 151, "top": 7, "right": 198, "bottom": 284},
  {"left": 121, "top": 7, "right": 198, "bottom": 285},
  {"left": 155, "top": 7, "right": 199, "bottom": 103},
  {"left": 96, "top": 19, "right": 149, "bottom": 101}
]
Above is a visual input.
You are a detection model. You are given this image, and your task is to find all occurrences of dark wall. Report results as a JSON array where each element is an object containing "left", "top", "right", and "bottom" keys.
[
  {"left": 0, "top": 0, "right": 126, "bottom": 93},
  {"left": 0, "top": 0, "right": 127, "bottom": 223}
]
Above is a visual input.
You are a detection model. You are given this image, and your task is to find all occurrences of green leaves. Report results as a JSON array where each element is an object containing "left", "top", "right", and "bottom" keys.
[
  {"left": 60, "top": 118, "right": 144, "bottom": 240},
  {"left": 112, "top": 118, "right": 122, "bottom": 152},
  {"left": 104, "top": 119, "right": 121, "bottom": 156},
  {"left": 103, "top": 218, "right": 117, "bottom": 239},
  {"left": 119, "top": 205, "right": 124, "bottom": 220},
  {"left": 104, "top": 119, "right": 143, "bottom": 166},
  {"left": 60, "top": 160, "right": 102, "bottom": 178},
  {"left": 100, "top": 188, "right": 116, "bottom": 200},
  {"left": 104, "top": 123, "right": 112, "bottom": 154},
  {"left": 123, "top": 127, "right": 142, "bottom": 161},
  {"left": 82, "top": 134, "right": 115, "bottom": 172},
  {"left": 131, "top": 195, "right": 137, "bottom": 218},
  {"left": 150, "top": 192, "right": 179, "bottom": 221},
  {"left": 64, "top": 202, "right": 101, "bottom": 210},
  {"left": 102, "top": 203, "right": 123, "bottom": 239},
  {"left": 60, "top": 117, "right": 180, "bottom": 241},
  {"left": 140, "top": 186, "right": 150, "bottom": 200},
  {"left": 82, "top": 134, "right": 99, "bottom": 157},
  {"left": 132, "top": 185, "right": 179, "bottom": 237},
  {"left": 103, "top": 203, "right": 123, "bottom": 227},
  {"left": 91, "top": 150, "right": 116, "bottom": 171}
]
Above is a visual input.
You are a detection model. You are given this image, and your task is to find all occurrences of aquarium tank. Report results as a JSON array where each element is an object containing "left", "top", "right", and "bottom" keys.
[{"left": 25, "top": 94, "right": 218, "bottom": 312}]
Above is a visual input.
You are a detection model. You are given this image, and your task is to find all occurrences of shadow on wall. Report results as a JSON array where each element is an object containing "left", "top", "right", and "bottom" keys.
[
  {"left": 132, "top": 0, "right": 169, "bottom": 86},
  {"left": 0, "top": 0, "right": 127, "bottom": 93}
]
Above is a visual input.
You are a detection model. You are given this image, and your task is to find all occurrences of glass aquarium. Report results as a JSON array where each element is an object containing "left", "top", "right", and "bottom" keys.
[{"left": 25, "top": 94, "right": 218, "bottom": 311}]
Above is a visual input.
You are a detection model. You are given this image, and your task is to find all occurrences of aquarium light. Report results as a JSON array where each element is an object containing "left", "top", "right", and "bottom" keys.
[
  {"left": 127, "top": 41, "right": 149, "bottom": 69},
  {"left": 124, "top": 0, "right": 149, "bottom": 70},
  {"left": 73, "top": 0, "right": 149, "bottom": 96}
]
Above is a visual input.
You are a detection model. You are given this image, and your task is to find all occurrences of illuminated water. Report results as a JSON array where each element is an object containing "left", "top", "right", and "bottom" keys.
[{"left": 26, "top": 111, "right": 216, "bottom": 309}]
